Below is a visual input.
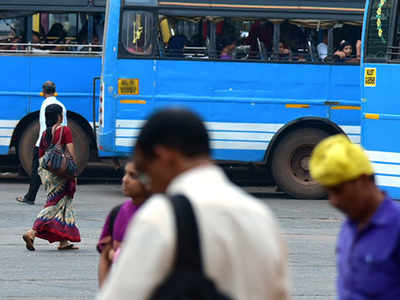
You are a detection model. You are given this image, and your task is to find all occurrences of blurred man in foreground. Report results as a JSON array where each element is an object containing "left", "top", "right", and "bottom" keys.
[{"left": 98, "top": 108, "right": 289, "bottom": 300}]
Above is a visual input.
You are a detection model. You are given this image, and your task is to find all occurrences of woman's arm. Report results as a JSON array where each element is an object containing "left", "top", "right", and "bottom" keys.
[{"left": 98, "top": 243, "right": 113, "bottom": 287}]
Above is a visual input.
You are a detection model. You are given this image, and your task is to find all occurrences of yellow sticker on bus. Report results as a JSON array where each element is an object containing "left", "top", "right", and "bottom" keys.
[
  {"left": 364, "top": 68, "right": 376, "bottom": 87},
  {"left": 118, "top": 79, "right": 139, "bottom": 95}
]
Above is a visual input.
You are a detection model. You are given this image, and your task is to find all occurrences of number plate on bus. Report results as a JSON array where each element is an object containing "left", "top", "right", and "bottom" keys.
[
  {"left": 118, "top": 79, "right": 139, "bottom": 95},
  {"left": 364, "top": 68, "right": 376, "bottom": 87}
]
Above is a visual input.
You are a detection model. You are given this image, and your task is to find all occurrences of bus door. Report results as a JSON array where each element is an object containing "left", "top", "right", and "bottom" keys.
[
  {"left": 362, "top": 0, "right": 400, "bottom": 197},
  {"left": 114, "top": 10, "right": 155, "bottom": 152}
]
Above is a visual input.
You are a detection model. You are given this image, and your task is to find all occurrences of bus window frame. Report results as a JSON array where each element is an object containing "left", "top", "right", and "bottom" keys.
[
  {"left": 152, "top": 13, "right": 361, "bottom": 65},
  {"left": 387, "top": 0, "right": 400, "bottom": 63},
  {"left": 363, "top": 0, "right": 398, "bottom": 63},
  {"left": 117, "top": 8, "right": 156, "bottom": 59},
  {"left": 0, "top": 10, "right": 104, "bottom": 55},
  {"left": 115, "top": 4, "right": 362, "bottom": 65}
]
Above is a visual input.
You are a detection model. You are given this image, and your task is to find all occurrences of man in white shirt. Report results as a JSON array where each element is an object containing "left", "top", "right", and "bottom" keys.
[
  {"left": 317, "top": 31, "right": 328, "bottom": 60},
  {"left": 16, "top": 81, "right": 67, "bottom": 205},
  {"left": 98, "top": 108, "right": 289, "bottom": 300}
]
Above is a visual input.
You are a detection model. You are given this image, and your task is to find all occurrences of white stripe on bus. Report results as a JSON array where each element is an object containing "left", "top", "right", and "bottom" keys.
[
  {"left": 373, "top": 162, "right": 400, "bottom": 176},
  {"left": 206, "top": 122, "right": 284, "bottom": 132},
  {"left": 115, "top": 129, "right": 141, "bottom": 137},
  {"left": 115, "top": 138, "right": 137, "bottom": 147},
  {"left": 116, "top": 119, "right": 284, "bottom": 132},
  {"left": 116, "top": 129, "right": 275, "bottom": 142},
  {"left": 376, "top": 175, "right": 400, "bottom": 188},
  {"left": 210, "top": 140, "right": 268, "bottom": 150},
  {"left": 348, "top": 135, "right": 360, "bottom": 144},
  {"left": 116, "top": 120, "right": 145, "bottom": 128},
  {"left": 0, "top": 129, "right": 13, "bottom": 137},
  {"left": 0, "top": 137, "right": 11, "bottom": 146},
  {"left": 340, "top": 125, "right": 361, "bottom": 134},
  {"left": 115, "top": 137, "right": 268, "bottom": 151},
  {"left": 0, "top": 120, "right": 18, "bottom": 127},
  {"left": 367, "top": 150, "right": 400, "bottom": 164}
]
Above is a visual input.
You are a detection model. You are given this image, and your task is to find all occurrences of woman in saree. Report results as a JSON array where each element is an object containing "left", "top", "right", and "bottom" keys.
[{"left": 22, "top": 103, "right": 81, "bottom": 251}]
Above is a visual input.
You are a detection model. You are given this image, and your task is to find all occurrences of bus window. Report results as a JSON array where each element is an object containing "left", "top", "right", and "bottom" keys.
[
  {"left": 388, "top": 4, "right": 400, "bottom": 62},
  {"left": 276, "top": 22, "right": 312, "bottom": 62},
  {"left": 214, "top": 18, "right": 272, "bottom": 61},
  {"left": 120, "top": 11, "right": 153, "bottom": 56},
  {"left": 365, "top": 0, "right": 394, "bottom": 61},
  {"left": 158, "top": 15, "right": 210, "bottom": 59},
  {"left": 0, "top": 16, "right": 26, "bottom": 51},
  {"left": 329, "top": 24, "right": 362, "bottom": 64}
]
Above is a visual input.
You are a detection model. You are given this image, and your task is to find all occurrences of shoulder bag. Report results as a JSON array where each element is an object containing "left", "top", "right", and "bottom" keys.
[{"left": 41, "top": 126, "right": 77, "bottom": 179}]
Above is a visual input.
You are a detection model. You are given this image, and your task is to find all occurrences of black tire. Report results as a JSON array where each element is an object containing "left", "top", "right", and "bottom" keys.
[
  {"left": 18, "top": 121, "right": 40, "bottom": 176},
  {"left": 18, "top": 119, "right": 90, "bottom": 176},
  {"left": 68, "top": 119, "right": 90, "bottom": 175},
  {"left": 271, "top": 128, "right": 330, "bottom": 199}
]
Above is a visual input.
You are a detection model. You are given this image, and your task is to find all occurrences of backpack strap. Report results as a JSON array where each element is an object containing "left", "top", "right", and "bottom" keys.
[
  {"left": 168, "top": 194, "right": 204, "bottom": 271},
  {"left": 108, "top": 203, "right": 123, "bottom": 237}
]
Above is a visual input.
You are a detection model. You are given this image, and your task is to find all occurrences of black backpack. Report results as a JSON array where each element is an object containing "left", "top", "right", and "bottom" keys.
[{"left": 149, "top": 194, "right": 232, "bottom": 300}]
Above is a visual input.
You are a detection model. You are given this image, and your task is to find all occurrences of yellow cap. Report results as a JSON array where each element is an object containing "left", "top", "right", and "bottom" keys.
[{"left": 309, "top": 134, "right": 374, "bottom": 187}]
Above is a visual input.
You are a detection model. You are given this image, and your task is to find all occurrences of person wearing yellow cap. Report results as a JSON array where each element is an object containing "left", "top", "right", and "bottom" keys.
[{"left": 310, "top": 134, "right": 400, "bottom": 299}]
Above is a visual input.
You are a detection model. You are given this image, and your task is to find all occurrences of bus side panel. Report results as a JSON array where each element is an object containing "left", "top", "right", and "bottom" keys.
[
  {"left": 114, "top": 59, "right": 155, "bottom": 152},
  {"left": 329, "top": 65, "right": 361, "bottom": 102},
  {"left": 328, "top": 65, "right": 361, "bottom": 143},
  {"left": 29, "top": 56, "right": 101, "bottom": 122},
  {"left": 362, "top": 64, "right": 400, "bottom": 198},
  {"left": 0, "top": 56, "right": 31, "bottom": 154},
  {"left": 154, "top": 61, "right": 331, "bottom": 161}
]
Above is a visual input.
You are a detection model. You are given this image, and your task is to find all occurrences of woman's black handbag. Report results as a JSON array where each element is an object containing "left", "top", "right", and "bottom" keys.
[
  {"left": 149, "top": 194, "right": 232, "bottom": 300},
  {"left": 41, "top": 126, "right": 77, "bottom": 179}
]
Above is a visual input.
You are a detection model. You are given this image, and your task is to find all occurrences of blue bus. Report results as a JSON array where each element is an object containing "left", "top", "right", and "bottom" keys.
[
  {"left": 99, "top": 0, "right": 364, "bottom": 199},
  {"left": 0, "top": 0, "right": 114, "bottom": 175},
  {"left": 361, "top": 0, "right": 400, "bottom": 198}
]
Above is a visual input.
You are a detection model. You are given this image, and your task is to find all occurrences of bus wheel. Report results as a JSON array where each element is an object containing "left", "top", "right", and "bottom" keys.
[
  {"left": 18, "top": 121, "right": 40, "bottom": 176},
  {"left": 271, "top": 128, "right": 330, "bottom": 199},
  {"left": 18, "top": 119, "right": 90, "bottom": 176},
  {"left": 68, "top": 119, "right": 90, "bottom": 175}
]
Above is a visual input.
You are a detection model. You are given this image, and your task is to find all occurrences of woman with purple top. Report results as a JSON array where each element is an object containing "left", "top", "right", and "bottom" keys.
[{"left": 97, "top": 159, "right": 151, "bottom": 287}]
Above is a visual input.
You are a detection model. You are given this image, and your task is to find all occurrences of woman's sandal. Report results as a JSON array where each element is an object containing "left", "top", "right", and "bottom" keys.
[
  {"left": 58, "top": 244, "right": 79, "bottom": 250},
  {"left": 22, "top": 233, "right": 35, "bottom": 251}
]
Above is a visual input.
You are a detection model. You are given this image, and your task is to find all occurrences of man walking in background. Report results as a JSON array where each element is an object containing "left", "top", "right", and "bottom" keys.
[
  {"left": 98, "top": 108, "right": 289, "bottom": 300},
  {"left": 16, "top": 81, "right": 67, "bottom": 205},
  {"left": 310, "top": 134, "right": 400, "bottom": 299}
]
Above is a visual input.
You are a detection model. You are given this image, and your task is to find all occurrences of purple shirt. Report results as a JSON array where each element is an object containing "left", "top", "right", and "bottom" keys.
[
  {"left": 337, "top": 194, "right": 400, "bottom": 299},
  {"left": 97, "top": 200, "right": 140, "bottom": 253}
]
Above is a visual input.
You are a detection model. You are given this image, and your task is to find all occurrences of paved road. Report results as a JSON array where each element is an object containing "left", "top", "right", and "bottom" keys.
[{"left": 0, "top": 182, "right": 343, "bottom": 300}]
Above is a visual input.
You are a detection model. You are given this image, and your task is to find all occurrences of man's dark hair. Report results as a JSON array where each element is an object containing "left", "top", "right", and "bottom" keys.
[
  {"left": 42, "top": 81, "right": 56, "bottom": 95},
  {"left": 135, "top": 108, "right": 210, "bottom": 159}
]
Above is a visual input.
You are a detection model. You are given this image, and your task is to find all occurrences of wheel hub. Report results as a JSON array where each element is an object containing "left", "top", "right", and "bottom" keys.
[{"left": 290, "top": 145, "right": 315, "bottom": 184}]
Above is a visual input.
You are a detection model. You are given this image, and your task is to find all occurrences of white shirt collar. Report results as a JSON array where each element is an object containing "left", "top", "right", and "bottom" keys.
[{"left": 166, "top": 164, "right": 227, "bottom": 195}]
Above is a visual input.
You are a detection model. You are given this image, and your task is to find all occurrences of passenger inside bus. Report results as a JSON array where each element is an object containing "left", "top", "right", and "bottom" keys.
[
  {"left": 245, "top": 21, "right": 272, "bottom": 58},
  {"left": 333, "top": 39, "right": 361, "bottom": 63},
  {"left": 278, "top": 41, "right": 291, "bottom": 61},
  {"left": 317, "top": 31, "right": 328, "bottom": 60},
  {"left": 46, "top": 23, "right": 68, "bottom": 51},
  {"left": 166, "top": 34, "right": 188, "bottom": 57},
  {"left": 31, "top": 31, "right": 48, "bottom": 52},
  {"left": 219, "top": 35, "right": 237, "bottom": 60}
]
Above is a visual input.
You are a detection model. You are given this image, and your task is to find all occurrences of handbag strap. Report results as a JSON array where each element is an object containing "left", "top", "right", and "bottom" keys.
[{"left": 168, "top": 194, "right": 204, "bottom": 272}]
